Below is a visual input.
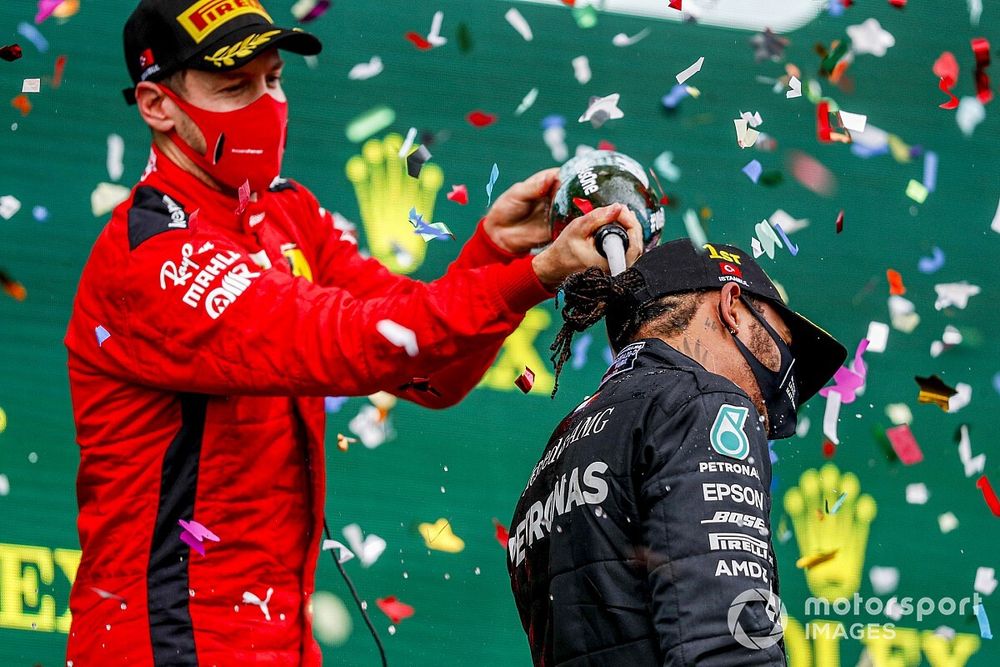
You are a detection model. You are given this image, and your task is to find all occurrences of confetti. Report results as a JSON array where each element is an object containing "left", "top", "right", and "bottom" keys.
[
  {"left": 870, "top": 566, "right": 900, "bottom": 595},
  {"left": 178, "top": 518, "right": 220, "bottom": 556},
  {"left": 865, "top": 321, "right": 889, "bottom": 353},
  {"left": 888, "top": 295, "right": 919, "bottom": 333},
  {"left": 0, "top": 195, "right": 22, "bottom": 220},
  {"left": 418, "top": 518, "right": 465, "bottom": 553},
  {"left": 342, "top": 523, "right": 386, "bottom": 567},
  {"left": 505, "top": 8, "right": 533, "bottom": 41},
  {"left": 515, "top": 87, "right": 538, "bottom": 116},
  {"left": 977, "top": 476, "right": 1000, "bottom": 515},
  {"left": 819, "top": 339, "right": 869, "bottom": 403},
  {"left": 377, "top": 318, "right": 420, "bottom": 356},
  {"left": 922, "top": 151, "right": 938, "bottom": 193},
  {"left": 838, "top": 110, "right": 867, "bottom": 133},
  {"left": 917, "top": 246, "right": 944, "bottom": 274},
  {"left": 905, "top": 483, "right": 929, "bottom": 505},
  {"left": 786, "top": 76, "right": 802, "bottom": 99},
  {"left": 90, "top": 587, "right": 126, "bottom": 602},
  {"left": 885, "top": 424, "right": 923, "bottom": 465},
  {"left": 321, "top": 539, "right": 355, "bottom": 564},
  {"left": 654, "top": 151, "right": 681, "bottom": 182},
  {"left": 405, "top": 145, "right": 432, "bottom": 178},
  {"left": 750, "top": 28, "right": 788, "bottom": 62},
  {"left": 242, "top": 588, "right": 273, "bottom": 621},
  {"left": 572, "top": 55, "right": 591, "bottom": 84},
  {"left": 493, "top": 518, "right": 509, "bottom": 548},
  {"left": 956, "top": 96, "right": 986, "bottom": 137},
  {"left": 930, "top": 324, "right": 962, "bottom": 358},
  {"left": 905, "top": 179, "right": 928, "bottom": 204},
  {"left": 822, "top": 390, "right": 842, "bottom": 445},
  {"left": 407, "top": 208, "right": 453, "bottom": 242},
  {"left": 682, "top": 209, "right": 707, "bottom": 248},
  {"left": 106, "top": 134, "right": 124, "bottom": 182},
  {"left": 933, "top": 52, "right": 960, "bottom": 109},
  {"left": 886, "top": 403, "right": 912, "bottom": 425},
  {"left": 579, "top": 93, "right": 624, "bottom": 129},
  {"left": 668, "top": 0, "right": 682, "bottom": 9},
  {"left": 36, "top": 0, "right": 64, "bottom": 25},
  {"left": 975, "top": 567, "right": 997, "bottom": 596},
  {"left": 742, "top": 160, "right": 763, "bottom": 184},
  {"left": 957, "top": 425, "right": 985, "bottom": 478},
  {"left": 456, "top": 22, "right": 473, "bottom": 53},
  {"left": 613, "top": 28, "right": 651, "bottom": 47},
  {"left": 95, "top": 325, "right": 111, "bottom": 347},
  {"left": 11, "top": 94, "right": 32, "bottom": 116},
  {"left": 915, "top": 374, "right": 957, "bottom": 410},
  {"left": 886, "top": 269, "right": 905, "bottom": 296},
  {"left": 376, "top": 596, "right": 414, "bottom": 624},
  {"left": 675, "top": 56, "right": 704, "bottom": 84},
  {"left": 789, "top": 151, "right": 836, "bottom": 196},
  {"left": 771, "top": 221, "right": 798, "bottom": 255},
  {"left": 466, "top": 110, "right": 497, "bottom": 128},
  {"left": 846, "top": 18, "right": 895, "bottom": 57},
  {"left": 347, "top": 56, "right": 383, "bottom": 80},
  {"left": 486, "top": 162, "right": 500, "bottom": 205},
  {"left": 0, "top": 44, "right": 23, "bottom": 62},
  {"left": 515, "top": 367, "right": 535, "bottom": 393},
  {"left": 733, "top": 118, "right": 760, "bottom": 149},
  {"left": 446, "top": 184, "right": 468, "bottom": 205},
  {"left": 751, "top": 219, "right": 784, "bottom": 260},
  {"left": 934, "top": 281, "right": 980, "bottom": 310},
  {"left": 0, "top": 269, "right": 27, "bottom": 301},
  {"left": 974, "top": 603, "right": 993, "bottom": 639},
  {"left": 939, "top": 512, "right": 959, "bottom": 534},
  {"left": 426, "top": 10, "right": 447, "bottom": 47},
  {"left": 969, "top": 0, "right": 983, "bottom": 25},
  {"left": 829, "top": 492, "right": 848, "bottom": 514},
  {"left": 888, "top": 0, "right": 906, "bottom": 7},
  {"left": 971, "top": 38, "right": 992, "bottom": 104},
  {"left": 291, "top": 0, "right": 332, "bottom": 22},
  {"left": 236, "top": 180, "right": 251, "bottom": 214},
  {"left": 948, "top": 382, "right": 972, "bottom": 413},
  {"left": 398, "top": 127, "right": 417, "bottom": 158},
  {"left": 17, "top": 23, "right": 48, "bottom": 53},
  {"left": 405, "top": 31, "right": 432, "bottom": 50},
  {"left": 21, "top": 79, "right": 41, "bottom": 94},
  {"left": 345, "top": 105, "right": 395, "bottom": 143},
  {"left": 661, "top": 84, "right": 690, "bottom": 109},
  {"left": 816, "top": 101, "right": 851, "bottom": 143},
  {"left": 335, "top": 433, "right": 357, "bottom": 452},
  {"left": 571, "top": 333, "right": 592, "bottom": 370}
]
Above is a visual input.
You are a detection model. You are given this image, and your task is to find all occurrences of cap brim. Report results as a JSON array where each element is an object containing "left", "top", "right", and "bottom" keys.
[
  {"left": 770, "top": 302, "right": 847, "bottom": 406},
  {"left": 188, "top": 25, "right": 321, "bottom": 73}
]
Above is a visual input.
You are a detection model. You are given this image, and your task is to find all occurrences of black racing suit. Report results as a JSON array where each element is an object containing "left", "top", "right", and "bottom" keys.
[{"left": 507, "top": 338, "right": 786, "bottom": 666}]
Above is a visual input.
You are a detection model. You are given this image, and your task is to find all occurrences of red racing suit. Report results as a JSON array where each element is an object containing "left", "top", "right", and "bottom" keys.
[{"left": 64, "top": 146, "right": 552, "bottom": 666}]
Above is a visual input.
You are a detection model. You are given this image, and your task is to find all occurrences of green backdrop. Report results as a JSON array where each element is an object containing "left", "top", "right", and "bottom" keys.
[{"left": 0, "top": 0, "right": 997, "bottom": 665}]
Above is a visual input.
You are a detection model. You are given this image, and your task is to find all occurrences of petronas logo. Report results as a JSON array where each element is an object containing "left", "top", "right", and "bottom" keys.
[
  {"left": 346, "top": 133, "right": 444, "bottom": 274},
  {"left": 784, "top": 463, "right": 878, "bottom": 601},
  {"left": 710, "top": 404, "right": 750, "bottom": 460}
]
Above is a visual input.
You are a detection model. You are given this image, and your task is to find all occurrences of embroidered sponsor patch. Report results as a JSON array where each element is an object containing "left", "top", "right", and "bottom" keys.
[
  {"left": 127, "top": 187, "right": 189, "bottom": 250},
  {"left": 710, "top": 404, "right": 751, "bottom": 460},
  {"left": 177, "top": 0, "right": 272, "bottom": 44},
  {"left": 600, "top": 341, "right": 645, "bottom": 385}
]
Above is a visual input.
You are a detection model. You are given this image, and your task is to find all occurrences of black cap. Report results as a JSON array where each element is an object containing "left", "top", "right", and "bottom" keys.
[
  {"left": 122, "top": 0, "right": 322, "bottom": 104},
  {"left": 609, "top": 238, "right": 847, "bottom": 405}
]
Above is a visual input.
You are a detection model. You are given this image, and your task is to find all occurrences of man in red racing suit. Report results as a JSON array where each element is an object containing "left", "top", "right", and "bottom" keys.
[{"left": 63, "top": 2, "right": 643, "bottom": 665}]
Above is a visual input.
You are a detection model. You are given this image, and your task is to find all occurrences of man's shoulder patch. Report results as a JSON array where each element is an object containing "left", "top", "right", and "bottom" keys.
[
  {"left": 127, "top": 186, "right": 190, "bottom": 250},
  {"left": 710, "top": 403, "right": 751, "bottom": 460},
  {"left": 600, "top": 341, "right": 646, "bottom": 385}
]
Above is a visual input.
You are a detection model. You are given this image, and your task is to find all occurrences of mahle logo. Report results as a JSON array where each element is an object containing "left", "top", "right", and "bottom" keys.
[
  {"left": 346, "top": 133, "right": 443, "bottom": 275},
  {"left": 710, "top": 404, "right": 750, "bottom": 460},
  {"left": 784, "top": 463, "right": 878, "bottom": 601}
]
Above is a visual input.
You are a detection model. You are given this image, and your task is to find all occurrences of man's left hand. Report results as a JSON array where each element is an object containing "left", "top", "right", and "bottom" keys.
[{"left": 483, "top": 167, "right": 560, "bottom": 255}]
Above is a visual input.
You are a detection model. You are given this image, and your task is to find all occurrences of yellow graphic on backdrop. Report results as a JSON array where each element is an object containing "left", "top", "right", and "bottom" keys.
[
  {"left": 784, "top": 463, "right": 877, "bottom": 601},
  {"left": 0, "top": 543, "right": 80, "bottom": 633},
  {"left": 346, "top": 133, "right": 444, "bottom": 275},
  {"left": 480, "top": 308, "right": 555, "bottom": 394}
]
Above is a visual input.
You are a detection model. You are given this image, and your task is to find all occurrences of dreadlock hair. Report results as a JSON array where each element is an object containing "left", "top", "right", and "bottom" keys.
[{"left": 549, "top": 268, "right": 708, "bottom": 397}]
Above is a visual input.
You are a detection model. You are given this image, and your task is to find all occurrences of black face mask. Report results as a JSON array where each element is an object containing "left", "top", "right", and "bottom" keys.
[{"left": 724, "top": 297, "right": 798, "bottom": 439}]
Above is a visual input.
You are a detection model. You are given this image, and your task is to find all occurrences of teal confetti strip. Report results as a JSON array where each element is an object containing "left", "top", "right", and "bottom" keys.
[
  {"left": 975, "top": 603, "right": 992, "bottom": 639},
  {"left": 829, "top": 492, "right": 848, "bottom": 514},
  {"left": 486, "top": 163, "right": 500, "bottom": 206}
]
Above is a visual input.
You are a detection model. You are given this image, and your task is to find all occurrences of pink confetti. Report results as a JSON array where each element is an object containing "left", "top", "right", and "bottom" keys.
[
  {"left": 886, "top": 425, "right": 924, "bottom": 465},
  {"left": 819, "top": 339, "right": 869, "bottom": 403},
  {"left": 35, "top": 0, "right": 63, "bottom": 24},
  {"left": 178, "top": 518, "right": 220, "bottom": 556},
  {"left": 236, "top": 180, "right": 251, "bottom": 214}
]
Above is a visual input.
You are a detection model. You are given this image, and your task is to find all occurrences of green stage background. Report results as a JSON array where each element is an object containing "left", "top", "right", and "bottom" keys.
[{"left": 1, "top": 0, "right": 998, "bottom": 665}]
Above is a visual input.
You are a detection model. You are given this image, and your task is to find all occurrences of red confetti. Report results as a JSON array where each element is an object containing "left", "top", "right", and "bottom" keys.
[
  {"left": 11, "top": 94, "right": 32, "bottom": 116},
  {"left": 668, "top": 0, "right": 682, "bottom": 9},
  {"left": 572, "top": 197, "right": 594, "bottom": 214},
  {"left": 376, "top": 596, "right": 415, "bottom": 624},
  {"left": 446, "top": 184, "right": 468, "bottom": 205},
  {"left": 840, "top": 0, "right": 853, "bottom": 6},
  {"left": 971, "top": 38, "right": 993, "bottom": 105},
  {"left": 514, "top": 366, "right": 535, "bottom": 393},
  {"left": 597, "top": 139, "right": 616, "bottom": 151},
  {"left": 835, "top": 209, "right": 844, "bottom": 233},
  {"left": 561, "top": 0, "right": 576, "bottom": 5},
  {"left": 822, "top": 440, "right": 836, "bottom": 459},
  {"left": 405, "top": 32, "right": 432, "bottom": 50},
  {"left": 886, "top": 424, "right": 923, "bottom": 465},
  {"left": 934, "top": 52, "right": 960, "bottom": 110},
  {"left": 466, "top": 110, "right": 497, "bottom": 128},
  {"left": 493, "top": 518, "right": 509, "bottom": 547},
  {"left": 0, "top": 269, "right": 26, "bottom": 301},
  {"left": 52, "top": 54, "right": 66, "bottom": 88},
  {"left": 976, "top": 476, "right": 1000, "bottom": 517},
  {"left": 886, "top": 269, "right": 905, "bottom": 296},
  {"left": 888, "top": 0, "right": 906, "bottom": 7},
  {"left": 0, "top": 44, "right": 22, "bottom": 62}
]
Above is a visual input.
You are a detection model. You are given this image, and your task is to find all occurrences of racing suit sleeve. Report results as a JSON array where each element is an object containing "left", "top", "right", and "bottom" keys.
[
  {"left": 304, "top": 199, "right": 544, "bottom": 407},
  {"left": 84, "top": 224, "right": 551, "bottom": 398},
  {"left": 635, "top": 390, "right": 786, "bottom": 666}
]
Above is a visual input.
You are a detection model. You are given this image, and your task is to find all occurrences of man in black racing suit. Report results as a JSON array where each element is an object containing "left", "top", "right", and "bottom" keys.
[{"left": 507, "top": 239, "right": 847, "bottom": 666}]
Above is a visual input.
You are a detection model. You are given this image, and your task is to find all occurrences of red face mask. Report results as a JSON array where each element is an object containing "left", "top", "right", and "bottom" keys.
[{"left": 160, "top": 86, "right": 288, "bottom": 195}]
